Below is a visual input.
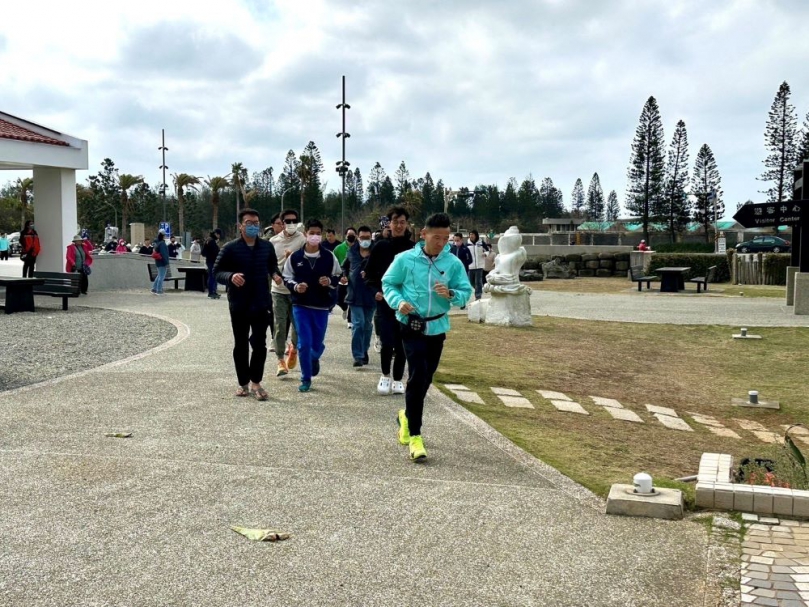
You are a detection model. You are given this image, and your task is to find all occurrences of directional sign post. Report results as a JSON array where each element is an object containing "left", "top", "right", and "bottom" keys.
[
  {"left": 732, "top": 201, "right": 804, "bottom": 229},
  {"left": 159, "top": 222, "right": 172, "bottom": 238}
]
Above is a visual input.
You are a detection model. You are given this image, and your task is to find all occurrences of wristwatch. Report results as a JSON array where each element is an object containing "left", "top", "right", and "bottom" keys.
[{"left": 447, "top": 289, "right": 455, "bottom": 299}]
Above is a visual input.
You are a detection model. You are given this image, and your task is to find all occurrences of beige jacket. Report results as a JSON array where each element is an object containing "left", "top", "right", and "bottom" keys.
[{"left": 269, "top": 231, "right": 306, "bottom": 294}]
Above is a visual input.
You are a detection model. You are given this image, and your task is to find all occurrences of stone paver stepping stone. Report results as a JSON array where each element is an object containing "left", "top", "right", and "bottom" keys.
[
  {"left": 646, "top": 404, "right": 678, "bottom": 417},
  {"left": 444, "top": 384, "right": 470, "bottom": 391},
  {"left": 751, "top": 431, "right": 784, "bottom": 445},
  {"left": 454, "top": 391, "right": 485, "bottom": 405},
  {"left": 688, "top": 414, "right": 741, "bottom": 439},
  {"left": 652, "top": 413, "right": 693, "bottom": 431},
  {"left": 735, "top": 419, "right": 769, "bottom": 432},
  {"left": 491, "top": 387, "right": 522, "bottom": 397},
  {"left": 537, "top": 390, "right": 571, "bottom": 401},
  {"left": 706, "top": 427, "right": 741, "bottom": 439},
  {"left": 602, "top": 407, "right": 643, "bottom": 423},
  {"left": 550, "top": 400, "right": 589, "bottom": 415},
  {"left": 497, "top": 395, "right": 534, "bottom": 409},
  {"left": 590, "top": 396, "right": 623, "bottom": 409},
  {"left": 780, "top": 424, "right": 809, "bottom": 436}
]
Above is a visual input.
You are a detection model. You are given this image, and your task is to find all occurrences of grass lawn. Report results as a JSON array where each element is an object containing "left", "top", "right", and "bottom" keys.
[
  {"left": 434, "top": 317, "right": 809, "bottom": 504},
  {"left": 527, "top": 277, "right": 786, "bottom": 299}
]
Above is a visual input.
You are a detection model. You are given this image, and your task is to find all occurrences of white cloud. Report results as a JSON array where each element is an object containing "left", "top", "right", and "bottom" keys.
[{"left": 1, "top": 0, "right": 808, "bottom": 214}]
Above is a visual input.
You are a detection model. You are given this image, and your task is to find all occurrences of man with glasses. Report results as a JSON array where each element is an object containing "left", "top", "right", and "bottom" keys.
[
  {"left": 364, "top": 207, "right": 414, "bottom": 396},
  {"left": 270, "top": 209, "right": 306, "bottom": 376},
  {"left": 213, "top": 208, "right": 279, "bottom": 401}
]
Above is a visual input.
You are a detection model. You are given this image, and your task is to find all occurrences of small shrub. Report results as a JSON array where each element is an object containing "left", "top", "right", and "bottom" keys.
[
  {"left": 653, "top": 242, "right": 715, "bottom": 253},
  {"left": 737, "top": 439, "right": 808, "bottom": 491},
  {"left": 648, "top": 254, "right": 730, "bottom": 282}
]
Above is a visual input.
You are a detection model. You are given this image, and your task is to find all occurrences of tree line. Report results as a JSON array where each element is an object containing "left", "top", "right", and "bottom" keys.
[{"left": 1, "top": 80, "right": 806, "bottom": 242}]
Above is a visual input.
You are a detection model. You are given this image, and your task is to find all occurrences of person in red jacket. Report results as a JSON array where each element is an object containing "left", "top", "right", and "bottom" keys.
[
  {"left": 19, "top": 220, "right": 41, "bottom": 277},
  {"left": 65, "top": 234, "right": 93, "bottom": 294},
  {"left": 638, "top": 240, "right": 649, "bottom": 252}
]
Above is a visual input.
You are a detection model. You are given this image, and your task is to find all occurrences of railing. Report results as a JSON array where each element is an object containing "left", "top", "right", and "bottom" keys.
[{"left": 733, "top": 253, "right": 785, "bottom": 285}]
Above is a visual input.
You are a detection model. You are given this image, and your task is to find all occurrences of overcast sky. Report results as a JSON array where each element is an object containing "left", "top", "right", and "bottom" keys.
[{"left": 2, "top": 0, "right": 808, "bottom": 216}]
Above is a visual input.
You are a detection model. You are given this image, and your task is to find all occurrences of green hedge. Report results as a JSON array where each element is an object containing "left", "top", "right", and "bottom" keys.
[
  {"left": 652, "top": 242, "right": 715, "bottom": 254},
  {"left": 648, "top": 254, "right": 730, "bottom": 282},
  {"left": 762, "top": 253, "right": 791, "bottom": 285}
]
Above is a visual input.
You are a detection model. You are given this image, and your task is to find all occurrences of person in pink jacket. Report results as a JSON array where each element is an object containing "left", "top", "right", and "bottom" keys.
[
  {"left": 115, "top": 238, "right": 129, "bottom": 253},
  {"left": 65, "top": 234, "right": 93, "bottom": 294}
]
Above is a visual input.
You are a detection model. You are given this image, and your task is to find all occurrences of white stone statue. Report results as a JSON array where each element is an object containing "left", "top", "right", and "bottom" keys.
[
  {"left": 469, "top": 226, "right": 532, "bottom": 327},
  {"left": 483, "top": 226, "right": 532, "bottom": 296}
]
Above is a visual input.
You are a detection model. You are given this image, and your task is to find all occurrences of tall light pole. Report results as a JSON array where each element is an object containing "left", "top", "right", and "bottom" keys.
[
  {"left": 280, "top": 186, "right": 294, "bottom": 216},
  {"left": 336, "top": 75, "right": 351, "bottom": 236},
  {"left": 158, "top": 129, "right": 168, "bottom": 223}
]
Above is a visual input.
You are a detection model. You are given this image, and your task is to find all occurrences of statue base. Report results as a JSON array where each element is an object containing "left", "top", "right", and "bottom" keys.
[
  {"left": 484, "top": 292, "right": 532, "bottom": 327},
  {"left": 467, "top": 299, "right": 489, "bottom": 323}
]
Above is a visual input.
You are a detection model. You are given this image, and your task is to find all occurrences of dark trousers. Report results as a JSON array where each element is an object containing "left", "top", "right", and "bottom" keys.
[
  {"left": 229, "top": 308, "right": 271, "bottom": 386},
  {"left": 78, "top": 270, "right": 89, "bottom": 294},
  {"left": 468, "top": 268, "right": 484, "bottom": 300},
  {"left": 0, "top": 250, "right": 8, "bottom": 261},
  {"left": 375, "top": 303, "right": 406, "bottom": 381},
  {"left": 206, "top": 261, "right": 217, "bottom": 295},
  {"left": 22, "top": 256, "right": 36, "bottom": 277},
  {"left": 401, "top": 326, "right": 445, "bottom": 437}
]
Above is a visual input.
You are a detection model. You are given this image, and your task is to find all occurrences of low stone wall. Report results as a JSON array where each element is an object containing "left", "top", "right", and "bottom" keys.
[
  {"left": 89, "top": 253, "right": 205, "bottom": 291},
  {"left": 523, "top": 249, "right": 633, "bottom": 279}
]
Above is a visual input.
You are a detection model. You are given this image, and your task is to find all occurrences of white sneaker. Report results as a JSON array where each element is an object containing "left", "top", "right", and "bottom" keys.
[
  {"left": 373, "top": 337, "right": 382, "bottom": 353},
  {"left": 392, "top": 380, "right": 405, "bottom": 394},
  {"left": 377, "top": 376, "right": 392, "bottom": 395},
  {"left": 347, "top": 322, "right": 353, "bottom": 329}
]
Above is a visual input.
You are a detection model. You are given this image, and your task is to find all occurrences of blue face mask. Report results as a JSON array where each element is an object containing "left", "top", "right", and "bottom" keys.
[
  {"left": 245, "top": 225, "right": 261, "bottom": 238},
  {"left": 359, "top": 239, "right": 372, "bottom": 249}
]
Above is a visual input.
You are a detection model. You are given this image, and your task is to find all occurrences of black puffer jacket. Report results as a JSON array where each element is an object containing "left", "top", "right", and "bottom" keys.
[
  {"left": 213, "top": 238, "right": 279, "bottom": 312},
  {"left": 363, "top": 233, "right": 415, "bottom": 297}
]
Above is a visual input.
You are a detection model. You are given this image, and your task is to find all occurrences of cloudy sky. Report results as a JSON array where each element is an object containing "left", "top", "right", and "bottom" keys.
[{"left": 2, "top": 0, "right": 808, "bottom": 215}]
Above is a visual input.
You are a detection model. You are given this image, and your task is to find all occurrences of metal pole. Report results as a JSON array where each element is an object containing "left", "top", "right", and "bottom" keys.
[
  {"left": 159, "top": 129, "right": 168, "bottom": 223},
  {"left": 341, "top": 75, "right": 346, "bottom": 235}
]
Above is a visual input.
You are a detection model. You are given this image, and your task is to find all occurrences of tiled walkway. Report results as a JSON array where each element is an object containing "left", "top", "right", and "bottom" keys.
[{"left": 741, "top": 515, "right": 809, "bottom": 606}]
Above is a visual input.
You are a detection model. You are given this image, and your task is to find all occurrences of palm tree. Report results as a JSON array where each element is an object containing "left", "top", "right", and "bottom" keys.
[
  {"left": 173, "top": 173, "right": 201, "bottom": 238},
  {"left": 17, "top": 177, "right": 33, "bottom": 230},
  {"left": 205, "top": 176, "right": 229, "bottom": 230},
  {"left": 296, "top": 155, "right": 314, "bottom": 223},
  {"left": 118, "top": 174, "right": 144, "bottom": 242}
]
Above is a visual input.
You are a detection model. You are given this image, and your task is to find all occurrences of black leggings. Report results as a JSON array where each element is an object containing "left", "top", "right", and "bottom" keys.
[
  {"left": 402, "top": 326, "right": 445, "bottom": 437},
  {"left": 229, "top": 309, "right": 271, "bottom": 386},
  {"left": 22, "top": 256, "right": 36, "bottom": 278},
  {"left": 375, "top": 303, "right": 406, "bottom": 381}
]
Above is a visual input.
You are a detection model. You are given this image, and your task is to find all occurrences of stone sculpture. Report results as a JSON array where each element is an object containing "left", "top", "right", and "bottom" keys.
[{"left": 472, "top": 226, "right": 532, "bottom": 326}]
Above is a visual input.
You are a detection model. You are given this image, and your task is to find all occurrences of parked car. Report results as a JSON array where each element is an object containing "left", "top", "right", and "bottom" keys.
[
  {"left": 7, "top": 232, "right": 20, "bottom": 256},
  {"left": 735, "top": 235, "right": 791, "bottom": 253}
]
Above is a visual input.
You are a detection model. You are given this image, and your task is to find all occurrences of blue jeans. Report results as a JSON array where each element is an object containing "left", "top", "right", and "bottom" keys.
[
  {"left": 207, "top": 261, "right": 217, "bottom": 295},
  {"left": 292, "top": 306, "right": 330, "bottom": 382},
  {"left": 349, "top": 304, "right": 376, "bottom": 361},
  {"left": 152, "top": 265, "right": 168, "bottom": 293},
  {"left": 468, "top": 268, "right": 484, "bottom": 300}
]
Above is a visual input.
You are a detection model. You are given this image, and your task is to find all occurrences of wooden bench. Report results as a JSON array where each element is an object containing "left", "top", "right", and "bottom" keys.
[
  {"left": 32, "top": 271, "right": 81, "bottom": 310},
  {"left": 629, "top": 265, "right": 657, "bottom": 291},
  {"left": 688, "top": 265, "right": 717, "bottom": 293},
  {"left": 148, "top": 263, "right": 185, "bottom": 290}
]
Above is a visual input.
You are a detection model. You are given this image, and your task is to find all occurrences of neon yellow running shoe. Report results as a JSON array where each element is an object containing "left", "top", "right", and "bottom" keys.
[
  {"left": 409, "top": 435, "right": 427, "bottom": 461},
  {"left": 397, "top": 409, "right": 410, "bottom": 445}
]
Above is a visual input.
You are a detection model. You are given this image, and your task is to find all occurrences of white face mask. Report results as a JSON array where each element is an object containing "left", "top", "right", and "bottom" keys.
[{"left": 284, "top": 224, "right": 297, "bottom": 235}]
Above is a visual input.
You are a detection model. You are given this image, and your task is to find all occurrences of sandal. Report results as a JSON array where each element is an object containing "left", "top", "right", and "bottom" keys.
[
  {"left": 235, "top": 385, "right": 250, "bottom": 397},
  {"left": 251, "top": 387, "right": 269, "bottom": 401}
]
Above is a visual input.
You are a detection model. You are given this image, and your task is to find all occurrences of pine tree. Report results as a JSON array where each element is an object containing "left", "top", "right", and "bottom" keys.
[
  {"left": 353, "top": 168, "right": 363, "bottom": 206},
  {"left": 394, "top": 161, "right": 411, "bottom": 201},
  {"left": 571, "top": 178, "right": 585, "bottom": 217},
  {"left": 279, "top": 150, "right": 300, "bottom": 210},
  {"left": 759, "top": 81, "right": 798, "bottom": 202},
  {"left": 502, "top": 178, "right": 518, "bottom": 217},
  {"left": 662, "top": 120, "right": 691, "bottom": 242},
  {"left": 516, "top": 175, "right": 539, "bottom": 229},
  {"left": 379, "top": 176, "right": 396, "bottom": 208},
  {"left": 432, "top": 179, "right": 446, "bottom": 214},
  {"left": 625, "top": 96, "right": 666, "bottom": 242},
  {"left": 366, "top": 162, "right": 386, "bottom": 206},
  {"left": 585, "top": 173, "right": 605, "bottom": 221},
  {"left": 420, "top": 172, "right": 435, "bottom": 218},
  {"left": 797, "top": 111, "right": 809, "bottom": 167},
  {"left": 300, "top": 141, "right": 324, "bottom": 220},
  {"left": 605, "top": 190, "right": 620, "bottom": 221},
  {"left": 691, "top": 144, "right": 724, "bottom": 244},
  {"left": 538, "top": 177, "right": 564, "bottom": 218}
]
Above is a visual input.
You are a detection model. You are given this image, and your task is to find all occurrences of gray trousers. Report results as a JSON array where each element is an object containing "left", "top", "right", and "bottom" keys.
[{"left": 272, "top": 292, "right": 298, "bottom": 357}]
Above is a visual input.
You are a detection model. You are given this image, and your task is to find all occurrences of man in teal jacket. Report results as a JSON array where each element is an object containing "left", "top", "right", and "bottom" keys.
[{"left": 382, "top": 212, "right": 472, "bottom": 461}]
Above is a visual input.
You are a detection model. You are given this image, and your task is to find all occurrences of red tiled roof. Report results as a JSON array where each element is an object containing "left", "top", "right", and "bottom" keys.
[{"left": 0, "top": 118, "right": 69, "bottom": 147}]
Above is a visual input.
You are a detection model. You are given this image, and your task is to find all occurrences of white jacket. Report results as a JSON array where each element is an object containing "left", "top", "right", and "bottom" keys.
[
  {"left": 270, "top": 230, "right": 306, "bottom": 294},
  {"left": 467, "top": 239, "right": 490, "bottom": 270}
]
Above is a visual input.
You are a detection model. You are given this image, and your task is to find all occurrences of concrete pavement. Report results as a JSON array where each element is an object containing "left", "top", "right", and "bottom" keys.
[{"left": 0, "top": 290, "right": 711, "bottom": 606}]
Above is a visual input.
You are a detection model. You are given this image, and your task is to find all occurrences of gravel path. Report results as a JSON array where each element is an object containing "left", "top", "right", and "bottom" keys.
[{"left": 0, "top": 306, "right": 177, "bottom": 391}]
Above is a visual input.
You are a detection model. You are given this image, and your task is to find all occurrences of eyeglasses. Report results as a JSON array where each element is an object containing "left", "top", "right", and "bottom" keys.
[
  {"left": 390, "top": 219, "right": 408, "bottom": 226},
  {"left": 283, "top": 219, "right": 298, "bottom": 225},
  {"left": 243, "top": 220, "right": 260, "bottom": 227}
]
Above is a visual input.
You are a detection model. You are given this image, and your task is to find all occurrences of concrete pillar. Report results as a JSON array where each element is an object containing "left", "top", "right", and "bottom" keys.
[
  {"left": 786, "top": 266, "right": 799, "bottom": 306},
  {"left": 32, "top": 167, "right": 77, "bottom": 273},
  {"left": 130, "top": 223, "right": 145, "bottom": 246},
  {"left": 794, "top": 273, "right": 809, "bottom": 315}
]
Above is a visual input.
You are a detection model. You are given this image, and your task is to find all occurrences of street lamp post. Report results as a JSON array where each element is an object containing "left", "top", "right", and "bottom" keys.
[
  {"left": 158, "top": 129, "right": 168, "bottom": 222},
  {"left": 336, "top": 75, "right": 351, "bottom": 236},
  {"left": 280, "top": 186, "right": 295, "bottom": 216}
]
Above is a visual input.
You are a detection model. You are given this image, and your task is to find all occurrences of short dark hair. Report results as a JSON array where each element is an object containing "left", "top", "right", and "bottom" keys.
[
  {"left": 305, "top": 218, "right": 323, "bottom": 231},
  {"left": 326, "top": 228, "right": 336, "bottom": 235},
  {"left": 281, "top": 209, "right": 299, "bottom": 221},
  {"left": 270, "top": 213, "right": 281, "bottom": 224},
  {"left": 387, "top": 206, "right": 409, "bottom": 220},
  {"left": 239, "top": 207, "right": 260, "bottom": 223},
  {"left": 453, "top": 232, "right": 463, "bottom": 239},
  {"left": 344, "top": 226, "right": 356, "bottom": 235},
  {"left": 357, "top": 225, "right": 372, "bottom": 235},
  {"left": 425, "top": 213, "right": 451, "bottom": 229}
]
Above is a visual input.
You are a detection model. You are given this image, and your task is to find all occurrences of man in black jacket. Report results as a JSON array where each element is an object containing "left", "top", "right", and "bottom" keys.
[
  {"left": 214, "top": 210, "right": 279, "bottom": 401},
  {"left": 202, "top": 229, "right": 222, "bottom": 299},
  {"left": 363, "top": 206, "right": 415, "bottom": 396}
]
